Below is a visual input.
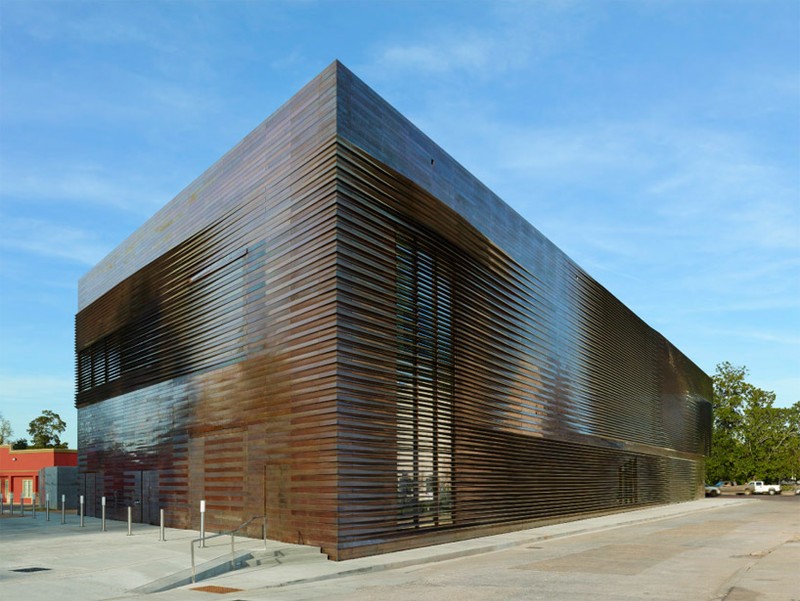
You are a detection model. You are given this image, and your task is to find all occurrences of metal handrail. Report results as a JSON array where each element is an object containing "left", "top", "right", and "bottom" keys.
[{"left": 190, "top": 514, "right": 267, "bottom": 583}]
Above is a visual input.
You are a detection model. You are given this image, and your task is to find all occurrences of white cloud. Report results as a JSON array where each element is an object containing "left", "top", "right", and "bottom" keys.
[
  {"left": 0, "top": 161, "right": 168, "bottom": 215},
  {"left": 496, "top": 124, "right": 657, "bottom": 178},
  {"left": 0, "top": 217, "right": 111, "bottom": 266},
  {"left": 380, "top": 34, "right": 498, "bottom": 74},
  {"left": 368, "top": 3, "right": 582, "bottom": 79},
  {"left": 482, "top": 120, "right": 799, "bottom": 256},
  {"left": 11, "top": 2, "right": 175, "bottom": 55}
]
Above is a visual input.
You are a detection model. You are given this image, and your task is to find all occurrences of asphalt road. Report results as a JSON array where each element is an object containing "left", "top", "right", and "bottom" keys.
[{"left": 244, "top": 496, "right": 799, "bottom": 601}]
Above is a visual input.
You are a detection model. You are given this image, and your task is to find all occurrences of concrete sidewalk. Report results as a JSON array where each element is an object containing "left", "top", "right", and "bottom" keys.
[{"left": 0, "top": 498, "right": 751, "bottom": 600}]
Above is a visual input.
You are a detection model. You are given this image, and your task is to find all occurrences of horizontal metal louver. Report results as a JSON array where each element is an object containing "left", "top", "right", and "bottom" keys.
[{"left": 75, "top": 62, "right": 711, "bottom": 560}]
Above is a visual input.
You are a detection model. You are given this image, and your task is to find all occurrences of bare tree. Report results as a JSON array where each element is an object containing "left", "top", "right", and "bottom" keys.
[{"left": 0, "top": 413, "right": 12, "bottom": 445}]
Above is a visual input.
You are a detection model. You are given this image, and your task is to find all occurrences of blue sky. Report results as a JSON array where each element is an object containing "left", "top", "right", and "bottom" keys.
[{"left": 1, "top": 1, "right": 798, "bottom": 448}]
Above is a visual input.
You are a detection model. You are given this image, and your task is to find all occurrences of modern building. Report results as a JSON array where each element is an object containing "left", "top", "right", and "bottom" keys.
[
  {"left": 76, "top": 61, "right": 712, "bottom": 560},
  {"left": 38, "top": 465, "right": 79, "bottom": 510},
  {"left": 0, "top": 445, "right": 78, "bottom": 507}
]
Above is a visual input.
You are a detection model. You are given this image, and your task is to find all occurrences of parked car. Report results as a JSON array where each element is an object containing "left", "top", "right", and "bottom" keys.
[
  {"left": 704, "top": 484, "right": 721, "bottom": 497},
  {"left": 715, "top": 481, "right": 746, "bottom": 495},
  {"left": 744, "top": 481, "right": 781, "bottom": 495}
]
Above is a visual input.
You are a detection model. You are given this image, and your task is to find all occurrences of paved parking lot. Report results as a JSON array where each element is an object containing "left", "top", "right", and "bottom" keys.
[
  {"left": 2, "top": 496, "right": 798, "bottom": 600},
  {"left": 223, "top": 495, "right": 800, "bottom": 601}
]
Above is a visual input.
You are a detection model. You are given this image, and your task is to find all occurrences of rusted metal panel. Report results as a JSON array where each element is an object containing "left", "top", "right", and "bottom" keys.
[
  {"left": 332, "top": 137, "right": 709, "bottom": 559},
  {"left": 76, "top": 61, "right": 711, "bottom": 561}
]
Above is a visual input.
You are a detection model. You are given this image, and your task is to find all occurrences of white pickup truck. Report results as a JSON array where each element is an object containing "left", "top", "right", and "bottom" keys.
[{"left": 744, "top": 481, "right": 781, "bottom": 495}]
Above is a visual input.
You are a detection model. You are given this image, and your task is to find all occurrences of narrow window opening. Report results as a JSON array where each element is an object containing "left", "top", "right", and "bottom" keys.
[{"left": 397, "top": 233, "right": 454, "bottom": 528}]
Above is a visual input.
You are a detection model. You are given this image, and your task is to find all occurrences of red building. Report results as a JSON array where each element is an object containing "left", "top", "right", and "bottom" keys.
[{"left": 0, "top": 445, "right": 77, "bottom": 505}]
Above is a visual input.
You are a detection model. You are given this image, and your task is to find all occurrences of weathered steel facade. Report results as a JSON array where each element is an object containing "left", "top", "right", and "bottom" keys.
[{"left": 76, "top": 61, "right": 712, "bottom": 560}]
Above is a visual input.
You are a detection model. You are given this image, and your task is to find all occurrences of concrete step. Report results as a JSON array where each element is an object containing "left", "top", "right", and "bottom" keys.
[
  {"left": 245, "top": 545, "right": 328, "bottom": 568},
  {"left": 131, "top": 539, "right": 326, "bottom": 594}
]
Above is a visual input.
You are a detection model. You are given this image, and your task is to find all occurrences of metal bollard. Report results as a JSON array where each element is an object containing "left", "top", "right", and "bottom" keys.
[
  {"left": 0, "top": 496, "right": 4, "bottom": 516},
  {"left": 199, "top": 500, "right": 206, "bottom": 548},
  {"left": 45, "top": 493, "right": 50, "bottom": 522},
  {"left": 10, "top": 493, "right": 14, "bottom": 517},
  {"left": 159, "top": 508, "right": 165, "bottom": 542},
  {"left": 101, "top": 497, "right": 106, "bottom": 531},
  {"left": 79, "top": 495, "right": 85, "bottom": 527},
  {"left": 33, "top": 493, "right": 37, "bottom": 519},
  {"left": 61, "top": 494, "right": 66, "bottom": 524},
  {"left": 127, "top": 506, "right": 132, "bottom": 536}
]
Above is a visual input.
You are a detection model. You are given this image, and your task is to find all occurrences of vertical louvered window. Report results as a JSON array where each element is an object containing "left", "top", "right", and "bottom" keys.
[
  {"left": 79, "top": 348, "right": 93, "bottom": 392},
  {"left": 618, "top": 457, "right": 639, "bottom": 505},
  {"left": 107, "top": 339, "right": 121, "bottom": 380},
  {"left": 77, "top": 333, "right": 121, "bottom": 391},
  {"left": 397, "top": 234, "right": 454, "bottom": 527},
  {"left": 92, "top": 338, "right": 107, "bottom": 387}
]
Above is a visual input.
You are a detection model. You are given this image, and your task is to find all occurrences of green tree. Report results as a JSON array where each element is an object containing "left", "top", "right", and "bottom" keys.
[
  {"left": 27, "top": 410, "right": 68, "bottom": 449},
  {"left": 707, "top": 362, "right": 800, "bottom": 483},
  {"left": 771, "top": 404, "right": 800, "bottom": 481},
  {"left": 0, "top": 413, "right": 12, "bottom": 444},
  {"left": 706, "top": 362, "right": 747, "bottom": 482},
  {"left": 11, "top": 438, "right": 29, "bottom": 450}
]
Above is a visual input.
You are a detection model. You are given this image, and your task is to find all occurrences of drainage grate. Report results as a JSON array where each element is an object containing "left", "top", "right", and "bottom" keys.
[
  {"left": 11, "top": 567, "right": 51, "bottom": 573},
  {"left": 191, "top": 585, "right": 244, "bottom": 594}
]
